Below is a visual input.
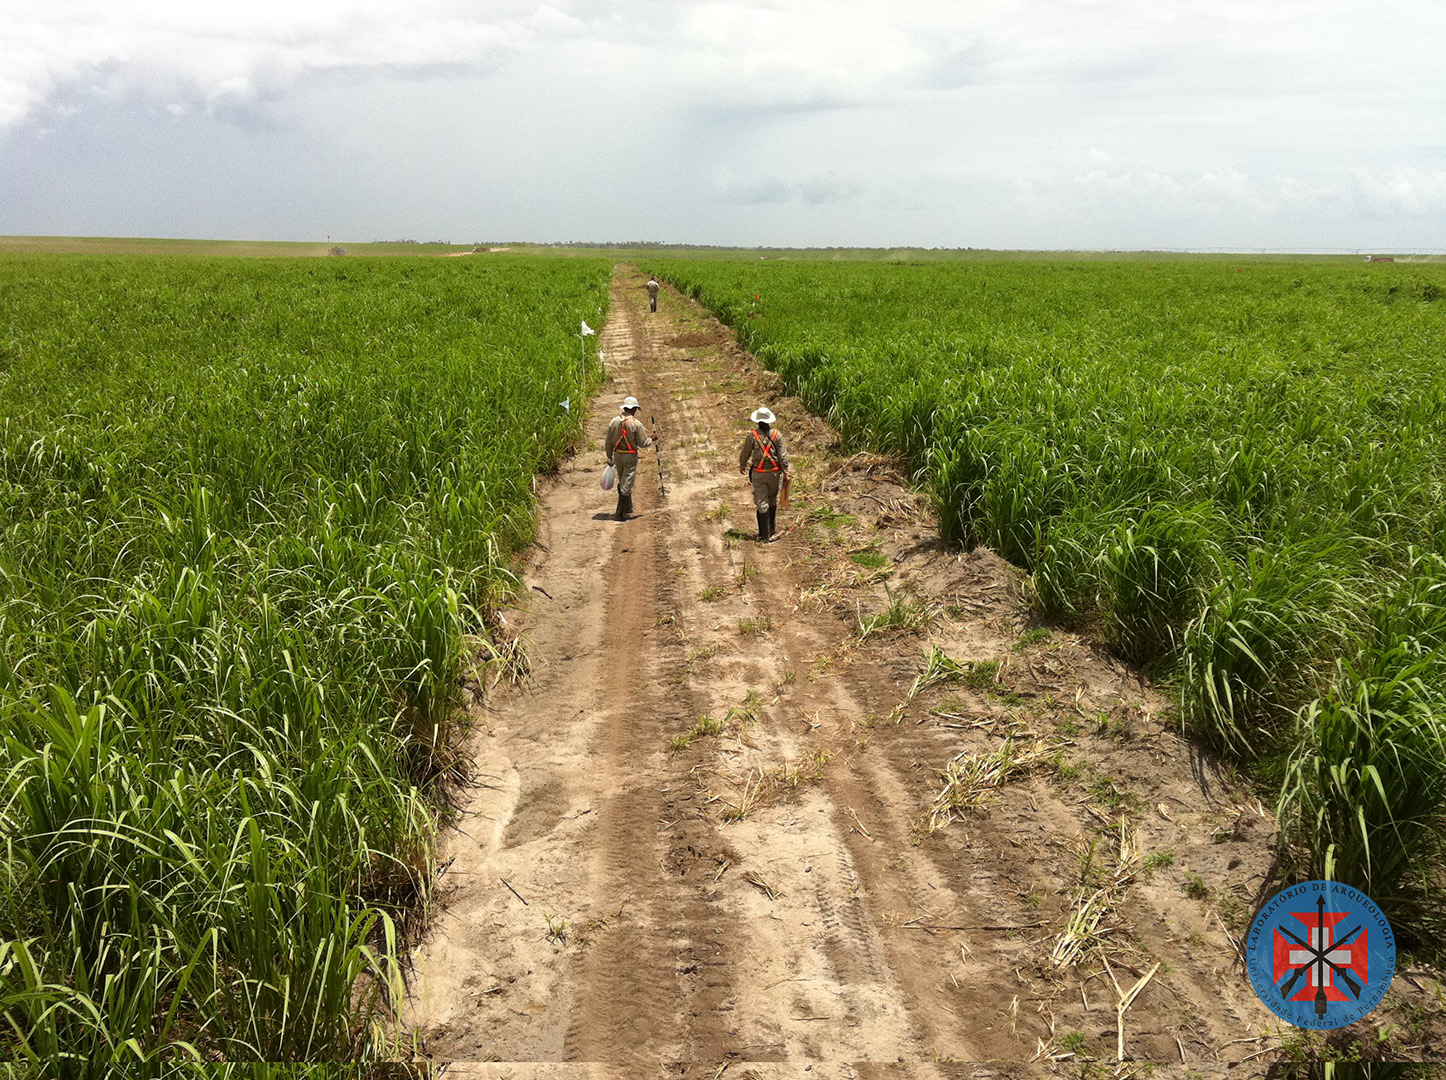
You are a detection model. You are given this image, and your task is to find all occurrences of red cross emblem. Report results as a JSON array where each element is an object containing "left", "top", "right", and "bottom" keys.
[{"left": 1271, "top": 897, "right": 1370, "bottom": 1014}]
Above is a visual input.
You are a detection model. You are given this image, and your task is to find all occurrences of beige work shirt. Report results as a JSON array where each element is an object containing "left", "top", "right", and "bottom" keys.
[
  {"left": 739, "top": 427, "right": 789, "bottom": 474},
  {"left": 606, "top": 415, "right": 652, "bottom": 464}
]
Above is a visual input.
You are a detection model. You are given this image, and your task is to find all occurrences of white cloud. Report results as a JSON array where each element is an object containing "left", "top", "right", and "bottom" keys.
[
  {"left": 4, "top": 0, "right": 1446, "bottom": 249},
  {"left": 1012, "top": 163, "right": 1446, "bottom": 239},
  {"left": 1014, "top": 166, "right": 1281, "bottom": 222},
  {"left": 0, "top": 1, "right": 551, "bottom": 125},
  {"left": 720, "top": 173, "right": 862, "bottom": 205},
  {"left": 721, "top": 175, "right": 792, "bottom": 205},
  {"left": 1351, "top": 168, "right": 1446, "bottom": 217},
  {"left": 797, "top": 174, "right": 862, "bottom": 204},
  {"left": 12, "top": 0, "right": 1435, "bottom": 128}
]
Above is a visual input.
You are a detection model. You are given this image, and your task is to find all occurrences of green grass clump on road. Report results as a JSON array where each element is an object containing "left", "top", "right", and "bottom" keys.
[{"left": 0, "top": 254, "right": 610, "bottom": 1064}]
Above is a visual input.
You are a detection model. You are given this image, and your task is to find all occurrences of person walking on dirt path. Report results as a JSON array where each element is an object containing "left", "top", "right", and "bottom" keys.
[
  {"left": 738, "top": 406, "right": 790, "bottom": 542},
  {"left": 646, "top": 277, "right": 660, "bottom": 313},
  {"left": 606, "top": 395, "right": 656, "bottom": 521}
]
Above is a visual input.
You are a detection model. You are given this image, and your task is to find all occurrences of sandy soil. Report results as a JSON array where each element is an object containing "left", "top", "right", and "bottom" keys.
[{"left": 401, "top": 266, "right": 1445, "bottom": 1076}]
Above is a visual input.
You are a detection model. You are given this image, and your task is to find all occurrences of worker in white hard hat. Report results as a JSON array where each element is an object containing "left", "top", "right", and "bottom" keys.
[
  {"left": 605, "top": 395, "right": 656, "bottom": 520},
  {"left": 738, "top": 406, "right": 790, "bottom": 542}
]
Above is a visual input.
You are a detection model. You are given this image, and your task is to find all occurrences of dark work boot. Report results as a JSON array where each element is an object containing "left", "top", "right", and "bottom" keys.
[
  {"left": 766, "top": 508, "right": 777, "bottom": 541},
  {"left": 615, "top": 493, "right": 627, "bottom": 521},
  {"left": 621, "top": 494, "right": 634, "bottom": 520},
  {"left": 756, "top": 511, "right": 768, "bottom": 542}
]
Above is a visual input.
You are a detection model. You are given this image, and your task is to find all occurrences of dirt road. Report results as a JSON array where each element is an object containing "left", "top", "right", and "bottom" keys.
[{"left": 402, "top": 265, "right": 1297, "bottom": 1075}]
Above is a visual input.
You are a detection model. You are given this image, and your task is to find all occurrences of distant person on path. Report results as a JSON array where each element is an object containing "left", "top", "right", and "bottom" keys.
[
  {"left": 606, "top": 395, "right": 656, "bottom": 521},
  {"left": 738, "top": 406, "right": 790, "bottom": 542},
  {"left": 646, "top": 277, "right": 660, "bottom": 313}
]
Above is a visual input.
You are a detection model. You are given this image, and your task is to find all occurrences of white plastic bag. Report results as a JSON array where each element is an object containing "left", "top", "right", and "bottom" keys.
[{"left": 600, "top": 465, "right": 616, "bottom": 490}]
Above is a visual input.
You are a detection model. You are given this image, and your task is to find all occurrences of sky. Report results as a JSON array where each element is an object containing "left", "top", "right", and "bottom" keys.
[{"left": 2, "top": 0, "right": 1444, "bottom": 251}]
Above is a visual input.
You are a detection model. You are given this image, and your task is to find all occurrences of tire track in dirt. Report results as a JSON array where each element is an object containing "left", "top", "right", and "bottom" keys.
[
  {"left": 562, "top": 294, "right": 741, "bottom": 1061},
  {"left": 732, "top": 566, "right": 1011, "bottom": 1062},
  {"left": 615, "top": 279, "right": 957, "bottom": 1071},
  {"left": 406, "top": 267, "right": 751, "bottom": 1067}
]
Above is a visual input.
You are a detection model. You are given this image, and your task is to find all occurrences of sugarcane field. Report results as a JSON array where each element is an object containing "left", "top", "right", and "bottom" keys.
[{"left": 3, "top": 242, "right": 1446, "bottom": 1079}]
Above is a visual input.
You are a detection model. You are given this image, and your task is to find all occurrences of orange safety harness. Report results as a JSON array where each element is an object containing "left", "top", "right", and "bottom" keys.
[
  {"left": 750, "top": 429, "right": 782, "bottom": 472},
  {"left": 613, "top": 418, "right": 638, "bottom": 454}
]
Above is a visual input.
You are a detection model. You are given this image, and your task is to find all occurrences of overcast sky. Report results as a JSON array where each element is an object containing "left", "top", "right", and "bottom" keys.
[{"left": 2, "top": 1, "right": 1444, "bottom": 251}]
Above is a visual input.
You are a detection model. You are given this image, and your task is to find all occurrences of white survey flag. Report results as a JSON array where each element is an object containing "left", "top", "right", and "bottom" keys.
[{"left": 580, "top": 320, "right": 595, "bottom": 336}]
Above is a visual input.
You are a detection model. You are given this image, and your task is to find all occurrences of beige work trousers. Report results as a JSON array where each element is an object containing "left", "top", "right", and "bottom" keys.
[
  {"left": 615, "top": 452, "right": 640, "bottom": 496},
  {"left": 750, "top": 469, "right": 781, "bottom": 513}
]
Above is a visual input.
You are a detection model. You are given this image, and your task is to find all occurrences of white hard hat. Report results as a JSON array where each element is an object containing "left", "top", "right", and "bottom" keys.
[
  {"left": 622, "top": 396, "right": 640, "bottom": 411},
  {"left": 750, "top": 406, "right": 776, "bottom": 424}
]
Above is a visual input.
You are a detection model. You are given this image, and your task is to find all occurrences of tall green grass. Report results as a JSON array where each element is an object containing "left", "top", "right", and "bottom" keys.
[
  {"left": 651, "top": 257, "right": 1446, "bottom": 928},
  {"left": 0, "top": 254, "right": 610, "bottom": 1065},
  {"left": 1279, "top": 553, "right": 1446, "bottom": 911}
]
